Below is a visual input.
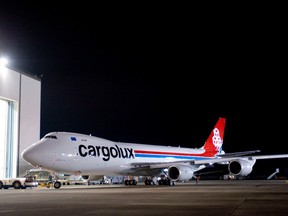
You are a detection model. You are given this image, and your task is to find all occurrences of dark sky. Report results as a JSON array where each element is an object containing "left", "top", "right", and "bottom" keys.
[{"left": 1, "top": 3, "right": 287, "bottom": 173}]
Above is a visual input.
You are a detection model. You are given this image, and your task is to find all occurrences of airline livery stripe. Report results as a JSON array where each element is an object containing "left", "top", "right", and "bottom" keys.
[
  {"left": 134, "top": 150, "right": 200, "bottom": 156},
  {"left": 135, "top": 154, "right": 213, "bottom": 160},
  {"left": 134, "top": 150, "right": 217, "bottom": 157}
]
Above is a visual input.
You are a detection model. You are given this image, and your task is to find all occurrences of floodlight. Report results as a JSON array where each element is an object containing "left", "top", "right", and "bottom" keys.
[{"left": 0, "top": 57, "right": 8, "bottom": 67}]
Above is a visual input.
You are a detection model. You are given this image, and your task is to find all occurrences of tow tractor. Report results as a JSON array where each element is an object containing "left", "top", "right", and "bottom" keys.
[
  {"left": 0, "top": 177, "right": 38, "bottom": 189},
  {"left": 23, "top": 168, "right": 62, "bottom": 189}
]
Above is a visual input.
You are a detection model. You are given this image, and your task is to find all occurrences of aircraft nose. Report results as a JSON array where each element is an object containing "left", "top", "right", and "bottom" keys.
[{"left": 22, "top": 143, "right": 41, "bottom": 166}]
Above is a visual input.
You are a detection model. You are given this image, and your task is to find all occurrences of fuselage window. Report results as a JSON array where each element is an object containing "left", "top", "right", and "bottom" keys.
[{"left": 44, "top": 135, "right": 57, "bottom": 139}]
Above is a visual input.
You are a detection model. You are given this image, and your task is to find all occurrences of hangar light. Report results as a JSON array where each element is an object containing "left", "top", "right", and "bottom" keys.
[
  {"left": 0, "top": 57, "right": 8, "bottom": 67},
  {"left": 0, "top": 57, "right": 8, "bottom": 76}
]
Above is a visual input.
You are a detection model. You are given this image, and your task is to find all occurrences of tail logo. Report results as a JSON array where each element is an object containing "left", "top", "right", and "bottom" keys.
[{"left": 212, "top": 128, "right": 223, "bottom": 151}]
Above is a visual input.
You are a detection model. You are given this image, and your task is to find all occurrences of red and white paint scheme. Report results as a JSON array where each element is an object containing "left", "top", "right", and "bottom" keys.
[{"left": 22, "top": 117, "right": 288, "bottom": 189}]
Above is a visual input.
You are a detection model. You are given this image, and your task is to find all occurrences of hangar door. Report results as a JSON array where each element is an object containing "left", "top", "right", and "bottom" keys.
[{"left": 0, "top": 98, "right": 18, "bottom": 178}]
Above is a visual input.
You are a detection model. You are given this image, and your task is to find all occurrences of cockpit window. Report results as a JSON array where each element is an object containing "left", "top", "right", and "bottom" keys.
[{"left": 44, "top": 135, "right": 57, "bottom": 139}]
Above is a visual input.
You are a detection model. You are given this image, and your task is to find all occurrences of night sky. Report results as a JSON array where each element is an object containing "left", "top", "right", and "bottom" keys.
[{"left": 1, "top": 3, "right": 287, "bottom": 175}]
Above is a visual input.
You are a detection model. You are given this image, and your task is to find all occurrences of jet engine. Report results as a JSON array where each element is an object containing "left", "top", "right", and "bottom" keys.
[
  {"left": 228, "top": 159, "right": 256, "bottom": 176},
  {"left": 167, "top": 165, "right": 194, "bottom": 181},
  {"left": 81, "top": 175, "right": 104, "bottom": 182}
]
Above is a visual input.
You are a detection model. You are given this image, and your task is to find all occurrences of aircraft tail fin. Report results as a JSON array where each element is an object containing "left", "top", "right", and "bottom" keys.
[{"left": 202, "top": 117, "right": 226, "bottom": 156}]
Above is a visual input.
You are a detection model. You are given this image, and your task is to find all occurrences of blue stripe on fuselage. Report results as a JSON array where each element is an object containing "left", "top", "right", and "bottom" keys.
[{"left": 135, "top": 154, "right": 212, "bottom": 160}]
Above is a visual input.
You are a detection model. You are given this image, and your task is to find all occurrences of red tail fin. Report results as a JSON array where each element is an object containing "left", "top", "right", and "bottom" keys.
[{"left": 202, "top": 117, "right": 226, "bottom": 155}]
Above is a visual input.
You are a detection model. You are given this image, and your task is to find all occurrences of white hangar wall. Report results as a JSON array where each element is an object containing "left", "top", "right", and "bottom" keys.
[{"left": 0, "top": 66, "right": 41, "bottom": 178}]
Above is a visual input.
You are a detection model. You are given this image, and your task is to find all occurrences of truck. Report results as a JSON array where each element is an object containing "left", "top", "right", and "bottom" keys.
[{"left": 0, "top": 177, "right": 38, "bottom": 189}]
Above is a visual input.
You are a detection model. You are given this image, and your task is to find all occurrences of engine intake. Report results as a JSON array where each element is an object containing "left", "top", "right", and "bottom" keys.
[
  {"left": 81, "top": 175, "right": 104, "bottom": 182},
  {"left": 168, "top": 165, "right": 194, "bottom": 181},
  {"left": 228, "top": 159, "right": 255, "bottom": 176}
]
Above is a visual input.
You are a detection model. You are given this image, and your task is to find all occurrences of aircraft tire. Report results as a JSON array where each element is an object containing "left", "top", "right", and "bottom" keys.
[
  {"left": 0, "top": 181, "right": 3, "bottom": 189},
  {"left": 145, "top": 179, "right": 154, "bottom": 185}
]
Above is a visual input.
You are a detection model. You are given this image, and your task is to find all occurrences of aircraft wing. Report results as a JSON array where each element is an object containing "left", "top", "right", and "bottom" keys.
[
  {"left": 131, "top": 161, "right": 183, "bottom": 169},
  {"left": 130, "top": 150, "right": 264, "bottom": 168},
  {"left": 218, "top": 150, "right": 261, "bottom": 157},
  {"left": 193, "top": 154, "right": 288, "bottom": 164},
  {"left": 130, "top": 154, "right": 288, "bottom": 169}
]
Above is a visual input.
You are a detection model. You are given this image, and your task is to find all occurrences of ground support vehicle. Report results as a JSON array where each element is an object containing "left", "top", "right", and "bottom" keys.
[{"left": 0, "top": 177, "right": 38, "bottom": 189}]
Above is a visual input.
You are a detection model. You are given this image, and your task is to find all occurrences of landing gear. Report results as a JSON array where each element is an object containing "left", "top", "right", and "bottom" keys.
[
  {"left": 157, "top": 175, "right": 173, "bottom": 186},
  {"left": 124, "top": 179, "right": 137, "bottom": 185},
  {"left": 143, "top": 175, "right": 173, "bottom": 186},
  {"left": 158, "top": 178, "right": 171, "bottom": 185},
  {"left": 144, "top": 177, "right": 155, "bottom": 185}
]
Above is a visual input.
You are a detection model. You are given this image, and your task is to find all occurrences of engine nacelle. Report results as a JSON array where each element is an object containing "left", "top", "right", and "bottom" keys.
[
  {"left": 228, "top": 159, "right": 256, "bottom": 176},
  {"left": 168, "top": 165, "right": 194, "bottom": 181},
  {"left": 81, "top": 175, "right": 104, "bottom": 182}
]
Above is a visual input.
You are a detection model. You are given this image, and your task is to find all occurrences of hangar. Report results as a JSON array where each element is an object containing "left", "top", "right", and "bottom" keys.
[{"left": 0, "top": 60, "right": 41, "bottom": 178}]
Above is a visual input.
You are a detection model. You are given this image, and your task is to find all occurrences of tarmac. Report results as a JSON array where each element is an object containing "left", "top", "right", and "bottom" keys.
[{"left": 0, "top": 180, "right": 288, "bottom": 216}]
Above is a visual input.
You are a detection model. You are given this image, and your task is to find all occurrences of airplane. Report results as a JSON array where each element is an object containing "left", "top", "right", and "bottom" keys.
[{"left": 21, "top": 117, "right": 288, "bottom": 189}]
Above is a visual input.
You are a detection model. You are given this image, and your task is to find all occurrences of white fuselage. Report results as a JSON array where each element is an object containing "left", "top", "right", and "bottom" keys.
[{"left": 22, "top": 132, "right": 208, "bottom": 176}]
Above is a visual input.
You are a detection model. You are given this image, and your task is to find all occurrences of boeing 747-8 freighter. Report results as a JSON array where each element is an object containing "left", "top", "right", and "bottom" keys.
[{"left": 21, "top": 117, "right": 288, "bottom": 189}]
